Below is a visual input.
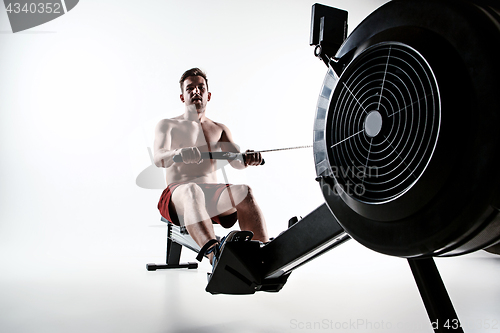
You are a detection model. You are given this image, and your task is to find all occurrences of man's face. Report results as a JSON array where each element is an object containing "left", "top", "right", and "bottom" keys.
[{"left": 180, "top": 75, "right": 211, "bottom": 111}]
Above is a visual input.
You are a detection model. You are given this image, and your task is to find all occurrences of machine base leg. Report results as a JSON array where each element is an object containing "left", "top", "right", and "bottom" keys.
[
  {"left": 408, "top": 258, "right": 464, "bottom": 332},
  {"left": 146, "top": 262, "right": 198, "bottom": 271}
]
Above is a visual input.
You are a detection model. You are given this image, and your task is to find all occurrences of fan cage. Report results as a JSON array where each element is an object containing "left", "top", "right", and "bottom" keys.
[{"left": 325, "top": 42, "right": 441, "bottom": 204}]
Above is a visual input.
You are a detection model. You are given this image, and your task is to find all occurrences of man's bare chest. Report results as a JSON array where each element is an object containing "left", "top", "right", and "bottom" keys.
[{"left": 171, "top": 121, "right": 222, "bottom": 149}]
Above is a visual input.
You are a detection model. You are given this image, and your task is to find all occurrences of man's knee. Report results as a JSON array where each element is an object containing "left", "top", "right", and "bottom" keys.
[{"left": 175, "top": 183, "right": 205, "bottom": 202}]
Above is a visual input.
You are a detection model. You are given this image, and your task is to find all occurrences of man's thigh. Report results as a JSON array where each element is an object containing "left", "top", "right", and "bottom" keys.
[
  {"left": 170, "top": 183, "right": 239, "bottom": 218},
  {"left": 170, "top": 183, "right": 205, "bottom": 216}
]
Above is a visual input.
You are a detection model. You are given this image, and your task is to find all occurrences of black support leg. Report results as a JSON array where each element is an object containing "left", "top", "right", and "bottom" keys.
[
  {"left": 408, "top": 258, "right": 464, "bottom": 332},
  {"left": 146, "top": 223, "right": 198, "bottom": 271},
  {"left": 167, "top": 237, "right": 181, "bottom": 265}
]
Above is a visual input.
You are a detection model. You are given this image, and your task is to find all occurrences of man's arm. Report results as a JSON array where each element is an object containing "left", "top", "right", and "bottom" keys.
[
  {"left": 154, "top": 119, "right": 203, "bottom": 168},
  {"left": 153, "top": 119, "right": 176, "bottom": 168},
  {"left": 218, "top": 123, "right": 262, "bottom": 169}
]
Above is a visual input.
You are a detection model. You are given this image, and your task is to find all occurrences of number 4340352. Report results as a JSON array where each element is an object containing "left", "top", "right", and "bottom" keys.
[{"left": 5, "top": 2, "right": 62, "bottom": 14}]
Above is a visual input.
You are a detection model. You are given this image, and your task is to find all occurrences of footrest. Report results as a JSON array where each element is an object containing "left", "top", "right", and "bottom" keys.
[{"left": 206, "top": 240, "right": 262, "bottom": 294}]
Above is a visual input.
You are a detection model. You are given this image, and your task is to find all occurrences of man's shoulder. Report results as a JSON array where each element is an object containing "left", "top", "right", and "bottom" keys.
[
  {"left": 209, "top": 119, "right": 229, "bottom": 131},
  {"left": 156, "top": 116, "right": 183, "bottom": 130}
]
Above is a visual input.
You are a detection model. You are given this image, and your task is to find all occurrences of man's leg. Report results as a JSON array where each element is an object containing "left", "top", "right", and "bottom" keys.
[
  {"left": 171, "top": 183, "right": 217, "bottom": 263},
  {"left": 217, "top": 184, "right": 269, "bottom": 243}
]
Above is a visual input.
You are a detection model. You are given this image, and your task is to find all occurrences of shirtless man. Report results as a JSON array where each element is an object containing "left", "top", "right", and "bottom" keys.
[{"left": 154, "top": 68, "right": 269, "bottom": 265}]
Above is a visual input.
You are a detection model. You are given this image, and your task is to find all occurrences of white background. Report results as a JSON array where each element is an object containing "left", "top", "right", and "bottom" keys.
[{"left": 1, "top": 1, "right": 499, "bottom": 332}]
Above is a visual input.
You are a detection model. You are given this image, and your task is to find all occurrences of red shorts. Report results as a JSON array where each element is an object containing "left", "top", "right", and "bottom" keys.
[{"left": 157, "top": 183, "right": 238, "bottom": 228}]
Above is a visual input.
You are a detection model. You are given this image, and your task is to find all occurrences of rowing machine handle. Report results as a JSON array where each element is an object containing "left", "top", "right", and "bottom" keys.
[{"left": 173, "top": 152, "right": 265, "bottom": 165}]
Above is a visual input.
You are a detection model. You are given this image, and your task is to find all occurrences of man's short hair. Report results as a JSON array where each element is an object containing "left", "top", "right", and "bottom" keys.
[{"left": 179, "top": 68, "right": 208, "bottom": 92}]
